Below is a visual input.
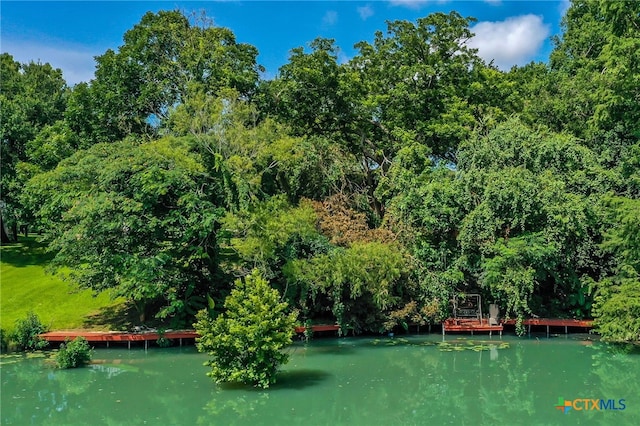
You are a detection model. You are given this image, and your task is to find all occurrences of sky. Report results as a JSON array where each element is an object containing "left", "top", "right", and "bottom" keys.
[{"left": 1, "top": 1, "right": 571, "bottom": 85}]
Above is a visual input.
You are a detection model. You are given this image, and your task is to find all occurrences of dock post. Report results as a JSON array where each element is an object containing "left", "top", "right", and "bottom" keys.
[
  {"left": 128, "top": 341, "right": 131, "bottom": 350},
  {"left": 179, "top": 338, "right": 183, "bottom": 347},
  {"left": 546, "top": 325, "right": 549, "bottom": 337},
  {"left": 528, "top": 324, "right": 531, "bottom": 336},
  {"left": 565, "top": 326, "right": 568, "bottom": 335},
  {"left": 145, "top": 339, "right": 148, "bottom": 351},
  {"left": 106, "top": 341, "right": 109, "bottom": 348}
]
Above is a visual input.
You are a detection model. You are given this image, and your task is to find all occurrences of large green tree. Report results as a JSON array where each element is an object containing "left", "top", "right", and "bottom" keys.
[
  {"left": 456, "top": 119, "right": 612, "bottom": 323},
  {"left": 84, "top": 10, "right": 261, "bottom": 142},
  {"left": 263, "top": 13, "right": 516, "bottom": 221},
  {"left": 165, "top": 89, "right": 359, "bottom": 206},
  {"left": 351, "top": 12, "right": 512, "bottom": 164},
  {"left": 519, "top": 0, "right": 640, "bottom": 166},
  {"left": 0, "top": 54, "right": 67, "bottom": 240},
  {"left": 592, "top": 197, "right": 640, "bottom": 342},
  {"left": 258, "top": 38, "right": 377, "bottom": 215},
  {"left": 284, "top": 241, "right": 409, "bottom": 334},
  {"left": 381, "top": 118, "right": 615, "bottom": 330},
  {"left": 23, "top": 137, "right": 224, "bottom": 325}
]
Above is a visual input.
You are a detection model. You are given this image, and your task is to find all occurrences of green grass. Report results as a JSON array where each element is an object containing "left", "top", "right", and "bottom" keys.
[{"left": 0, "top": 237, "right": 127, "bottom": 333}]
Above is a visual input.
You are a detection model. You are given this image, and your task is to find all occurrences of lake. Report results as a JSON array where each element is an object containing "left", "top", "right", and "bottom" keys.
[{"left": 1, "top": 334, "right": 638, "bottom": 425}]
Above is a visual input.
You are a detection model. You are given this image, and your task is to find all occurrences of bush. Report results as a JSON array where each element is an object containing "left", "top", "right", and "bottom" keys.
[
  {"left": 194, "top": 269, "right": 298, "bottom": 389},
  {"left": 56, "top": 337, "right": 93, "bottom": 368},
  {"left": 12, "top": 311, "right": 48, "bottom": 351},
  {"left": 156, "top": 329, "right": 172, "bottom": 348},
  {"left": 0, "top": 328, "right": 8, "bottom": 353}
]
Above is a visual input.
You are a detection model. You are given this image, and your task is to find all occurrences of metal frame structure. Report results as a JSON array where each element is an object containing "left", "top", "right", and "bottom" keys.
[{"left": 453, "top": 293, "right": 482, "bottom": 321}]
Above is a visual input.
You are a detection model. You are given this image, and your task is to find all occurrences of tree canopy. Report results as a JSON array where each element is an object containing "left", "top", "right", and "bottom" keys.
[{"left": 5, "top": 2, "right": 640, "bottom": 342}]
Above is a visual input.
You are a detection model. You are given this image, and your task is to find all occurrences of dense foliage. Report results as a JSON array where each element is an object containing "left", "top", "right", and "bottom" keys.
[
  {"left": 11, "top": 311, "right": 49, "bottom": 351},
  {"left": 194, "top": 270, "right": 297, "bottom": 388},
  {"left": 55, "top": 337, "right": 93, "bottom": 368},
  {"left": 24, "top": 137, "right": 224, "bottom": 325},
  {"left": 3, "top": 1, "right": 639, "bottom": 341}
]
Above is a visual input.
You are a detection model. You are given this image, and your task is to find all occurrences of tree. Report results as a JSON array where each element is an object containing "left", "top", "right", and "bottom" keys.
[
  {"left": 261, "top": 38, "right": 355, "bottom": 141},
  {"left": 455, "top": 119, "right": 611, "bottom": 324},
  {"left": 0, "top": 53, "right": 67, "bottom": 240},
  {"left": 350, "top": 12, "right": 500, "bottom": 164},
  {"left": 379, "top": 118, "right": 613, "bottom": 330},
  {"left": 23, "top": 137, "right": 224, "bottom": 325},
  {"left": 88, "top": 10, "right": 261, "bottom": 141},
  {"left": 521, "top": 0, "right": 640, "bottom": 164},
  {"left": 592, "top": 271, "right": 640, "bottom": 342},
  {"left": 11, "top": 311, "right": 49, "bottom": 351},
  {"left": 194, "top": 269, "right": 297, "bottom": 388},
  {"left": 284, "top": 241, "right": 409, "bottom": 334},
  {"left": 220, "top": 196, "right": 323, "bottom": 278},
  {"left": 165, "top": 90, "right": 356, "bottom": 206},
  {"left": 592, "top": 197, "right": 640, "bottom": 342}
]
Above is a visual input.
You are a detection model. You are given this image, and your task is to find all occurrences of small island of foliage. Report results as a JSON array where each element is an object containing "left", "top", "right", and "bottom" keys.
[
  {"left": 1, "top": 0, "right": 638, "bottom": 350},
  {"left": 195, "top": 270, "right": 298, "bottom": 388}
]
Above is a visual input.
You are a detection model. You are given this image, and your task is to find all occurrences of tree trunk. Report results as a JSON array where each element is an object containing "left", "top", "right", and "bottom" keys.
[
  {"left": 0, "top": 215, "right": 12, "bottom": 244},
  {"left": 133, "top": 300, "right": 147, "bottom": 323}
]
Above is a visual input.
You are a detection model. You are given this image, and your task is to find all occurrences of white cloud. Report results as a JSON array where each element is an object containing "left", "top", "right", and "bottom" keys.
[
  {"left": 467, "top": 15, "right": 550, "bottom": 69},
  {"left": 322, "top": 10, "right": 338, "bottom": 27},
  {"left": 357, "top": 5, "right": 374, "bottom": 21},
  {"left": 2, "top": 39, "right": 98, "bottom": 86}
]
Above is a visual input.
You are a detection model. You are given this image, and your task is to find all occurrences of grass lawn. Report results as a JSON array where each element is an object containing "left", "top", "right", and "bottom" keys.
[{"left": 0, "top": 236, "right": 127, "bottom": 333}]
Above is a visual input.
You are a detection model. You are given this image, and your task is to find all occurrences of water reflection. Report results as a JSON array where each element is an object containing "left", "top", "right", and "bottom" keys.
[{"left": 1, "top": 337, "right": 639, "bottom": 425}]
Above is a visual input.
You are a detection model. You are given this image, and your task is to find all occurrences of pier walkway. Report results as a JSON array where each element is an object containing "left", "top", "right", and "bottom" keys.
[
  {"left": 40, "top": 330, "right": 199, "bottom": 350},
  {"left": 443, "top": 317, "right": 594, "bottom": 337},
  {"left": 501, "top": 318, "right": 593, "bottom": 336},
  {"left": 41, "top": 324, "right": 342, "bottom": 349},
  {"left": 40, "top": 319, "right": 594, "bottom": 348}
]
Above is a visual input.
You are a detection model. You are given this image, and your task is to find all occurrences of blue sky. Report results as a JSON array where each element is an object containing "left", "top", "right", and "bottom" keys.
[{"left": 1, "top": 1, "right": 570, "bottom": 85}]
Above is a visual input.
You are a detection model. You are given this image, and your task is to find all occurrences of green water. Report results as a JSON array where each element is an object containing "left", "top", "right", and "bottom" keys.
[{"left": 1, "top": 335, "right": 639, "bottom": 425}]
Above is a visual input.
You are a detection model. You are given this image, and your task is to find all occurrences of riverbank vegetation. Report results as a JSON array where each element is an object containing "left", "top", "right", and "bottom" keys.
[{"left": 1, "top": 0, "right": 638, "bottom": 342}]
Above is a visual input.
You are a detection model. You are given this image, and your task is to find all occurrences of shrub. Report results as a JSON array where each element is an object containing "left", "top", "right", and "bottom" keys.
[
  {"left": 194, "top": 269, "right": 298, "bottom": 389},
  {"left": 0, "top": 328, "right": 8, "bottom": 353},
  {"left": 12, "top": 311, "right": 48, "bottom": 351},
  {"left": 56, "top": 337, "right": 93, "bottom": 368},
  {"left": 156, "top": 329, "right": 172, "bottom": 348}
]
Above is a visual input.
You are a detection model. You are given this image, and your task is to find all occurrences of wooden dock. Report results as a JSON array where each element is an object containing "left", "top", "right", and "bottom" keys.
[
  {"left": 294, "top": 324, "right": 340, "bottom": 334},
  {"left": 41, "top": 324, "right": 342, "bottom": 349},
  {"left": 443, "top": 317, "right": 593, "bottom": 337},
  {"left": 39, "top": 319, "right": 594, "bottom": 348},
  {"left": 501, "top": 318, "right": 593, "bottom": 336},
  {"left": 40, "top": 330, "right": 199, "bottom": 350},
  {"left": 443, "top": 318, "right": 503, "bottom": 336}
]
